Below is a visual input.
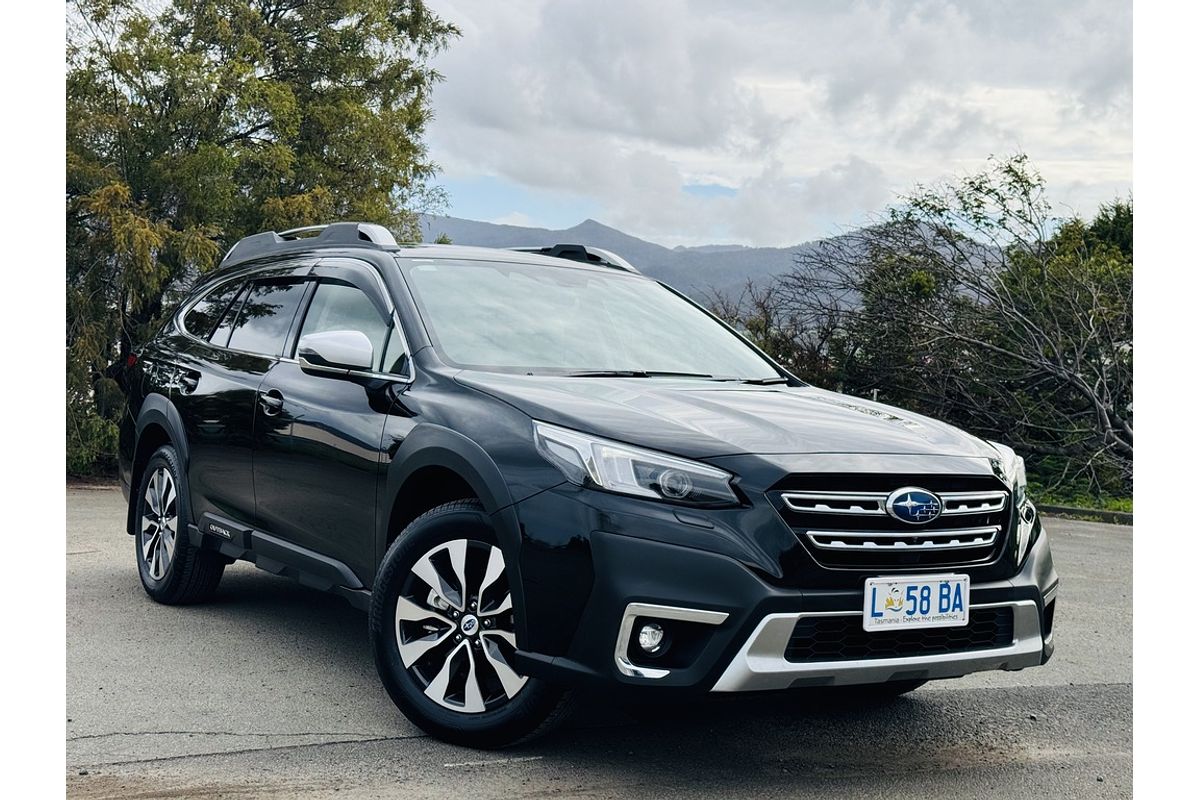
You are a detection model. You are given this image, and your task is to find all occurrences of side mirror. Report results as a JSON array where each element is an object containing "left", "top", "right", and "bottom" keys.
[{"left": 298, "top": 330, "right": 374, "bottom": 374}]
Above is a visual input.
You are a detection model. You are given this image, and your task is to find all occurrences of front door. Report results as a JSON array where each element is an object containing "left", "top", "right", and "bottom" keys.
[{"left": 252, "top": 261, "right": 405, "bottom": 584}]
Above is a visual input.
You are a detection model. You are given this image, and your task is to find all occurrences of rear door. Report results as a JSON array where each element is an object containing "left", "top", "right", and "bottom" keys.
[
  {"left": 169, "top": 276, "right": 258, "bottom": 525},
  {"left": 146, "top": 275, "right": 250, "bottom": 522},
  {"left": 251, "top": 258, "right": 407, "bottom": 584},
  {"left": 155, "top": 266, "right": 275, "bottom": 523},
  {"left": 174, "top": 265, "right": 312, "bottom": 525}
]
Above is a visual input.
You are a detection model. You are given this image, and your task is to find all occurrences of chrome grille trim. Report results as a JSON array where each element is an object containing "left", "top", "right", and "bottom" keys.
[
  {"left": 805, "top": 525, "right": 1000, "bottom": 552},
  {"left": 774, "top": 475, "right": 1012, "bottom": 571},
  {"left": 781, "top": 491, "right": 888, "bottom": 515},
  {"left": 782, "top": 489, "right": 1006, "bottom": 517},
  {"left": 939, "top": 491, "right": 1007, "bottom": 515}
]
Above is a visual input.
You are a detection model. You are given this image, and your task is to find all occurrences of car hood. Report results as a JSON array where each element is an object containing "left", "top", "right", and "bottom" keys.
[{"left": 455, "top": 372, "right": 999, "bottom": 461}]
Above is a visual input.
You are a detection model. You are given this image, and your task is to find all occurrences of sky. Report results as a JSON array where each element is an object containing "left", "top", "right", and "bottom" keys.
[{"left": 422, "top": 0, "right": 1131, "bottom": 248}]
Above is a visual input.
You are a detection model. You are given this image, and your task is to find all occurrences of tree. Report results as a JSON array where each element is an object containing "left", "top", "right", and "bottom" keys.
[
  {"left": 66, "top": 0, "right": 458, "bottom": 473},
  {"left": 713, "top": 156, "right": 1133, "bottom": 499},
  {"left": 707, "top": 280, "right": 831, "bottom": 381}
]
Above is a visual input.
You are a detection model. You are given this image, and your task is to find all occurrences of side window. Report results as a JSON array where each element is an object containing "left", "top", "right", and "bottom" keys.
[
  {"left": 297, "top": 281, "right": 393, "bottom": 372},
  {"left": 226, "top": 279, "right": 309, "bottom": 356},
  {"left": 381, "top": 327, "right": 410, "bottom": 375},
  {"left": 209, "top": 282, "right": 250, "bottom": 347},
  {"left": 182, "top": 279, "right": 243, "bottom": 340}
]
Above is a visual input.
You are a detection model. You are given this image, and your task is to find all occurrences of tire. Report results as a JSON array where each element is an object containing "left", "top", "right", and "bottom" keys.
[
  {"left": 370, "top": 499, "right": 573, "bottom": 748},
  {"left": 134, "top": 445, "right": 225, "bottom": 604}
]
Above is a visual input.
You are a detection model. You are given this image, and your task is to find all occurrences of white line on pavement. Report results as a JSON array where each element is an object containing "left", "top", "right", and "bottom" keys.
[{"left": 443, "top": 756, "right": 545, "bottom": 768}]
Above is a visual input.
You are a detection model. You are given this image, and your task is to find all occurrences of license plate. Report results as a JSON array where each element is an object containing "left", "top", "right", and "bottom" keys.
[{"left": 863, "top": 574, "right": 969, "bottom": 631}]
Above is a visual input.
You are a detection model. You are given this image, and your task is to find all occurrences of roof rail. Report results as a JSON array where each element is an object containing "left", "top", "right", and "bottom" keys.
[
  {"left": 221, "top": 222, "right": 399, "bottom": 266},
  {"left": 508, "top": 244, "right": 640, "bottom": 274}
]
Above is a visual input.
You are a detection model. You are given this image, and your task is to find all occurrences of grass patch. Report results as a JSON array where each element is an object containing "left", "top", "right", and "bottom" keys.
[{"left": 1030, "top": 487, "right": 1132, "bottom": 513}]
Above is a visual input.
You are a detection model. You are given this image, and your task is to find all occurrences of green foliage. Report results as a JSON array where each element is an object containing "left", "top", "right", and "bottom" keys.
[
  {"left": 714, "top": 155, "right": 1133, "bottom": 504},
  {"left": 67, "top": 407, "right": 119, "bottom": 476},
  {"left": 1029, "top": 481, "right": 1133, "bottom": 513},
  {"left": 1087, "top": 199, "right": 1133, "bottom": 258},
  {"left": 66, "top": 0, "right": 458, "bottom": 474}
]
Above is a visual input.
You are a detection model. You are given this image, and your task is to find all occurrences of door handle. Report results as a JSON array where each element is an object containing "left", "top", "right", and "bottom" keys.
[{"left": 258, "top": 388, "right": 285, "bottom": 415}]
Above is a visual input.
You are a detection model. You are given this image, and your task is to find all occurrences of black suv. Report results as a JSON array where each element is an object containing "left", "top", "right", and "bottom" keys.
[{"left": 119, "top": 222, "right": 1058, "bottom": 747}]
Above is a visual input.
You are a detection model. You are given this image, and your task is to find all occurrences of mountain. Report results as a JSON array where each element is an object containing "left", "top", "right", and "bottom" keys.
[
  {"left": 673, "top": 244, "right": 752, "bottom": 254},
  {"left": 419, "top": 215, "right": 817, "bottom": 297}
]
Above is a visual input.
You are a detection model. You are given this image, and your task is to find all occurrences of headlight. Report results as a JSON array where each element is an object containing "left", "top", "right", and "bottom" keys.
[
  {"left": 989, "top": 441, "right": 1036, "bottom": 562},
  {"left": 988, "top": 441, "right": 1027, "bottom": 507},
  {"left": 533, "top": 421, "right": 740, "bottom": 507}
]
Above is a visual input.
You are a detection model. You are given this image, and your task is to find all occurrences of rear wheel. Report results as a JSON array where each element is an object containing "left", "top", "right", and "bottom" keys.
[
  {"left": 370, "top": 500, "right": 573, "bottom": 748},
  {"left": 135, "top": 445, "right": 225, "bottom": 604}
]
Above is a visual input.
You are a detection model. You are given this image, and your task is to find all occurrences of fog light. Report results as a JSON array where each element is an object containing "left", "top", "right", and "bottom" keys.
[{"left": 637, "top": 622, "right": 666, "bottom": 653}]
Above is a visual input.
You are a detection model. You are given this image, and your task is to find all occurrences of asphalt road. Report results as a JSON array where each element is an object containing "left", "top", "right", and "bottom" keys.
[{"left": 67, "top": 487, "right": 1131, "bottom": 798}]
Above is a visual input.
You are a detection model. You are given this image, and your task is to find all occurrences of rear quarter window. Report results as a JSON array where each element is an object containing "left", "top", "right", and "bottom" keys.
[{"left": 181, "top": 279, "right": 243, "bottom": 339}]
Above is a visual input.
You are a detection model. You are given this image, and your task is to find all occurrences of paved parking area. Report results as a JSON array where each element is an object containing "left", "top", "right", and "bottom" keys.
[{"left": 67, "top": 487, "right": 1131, "bottom": 798}]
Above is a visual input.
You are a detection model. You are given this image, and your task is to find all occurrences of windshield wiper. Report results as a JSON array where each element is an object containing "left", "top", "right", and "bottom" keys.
[
  {"left": 563, "top": 370, "right": 788, "bottom": 383},
  {"left": 644, "top": 370, "right": 718, "bottom": 379},
  {"left": 565, "top": 369, "right": 652, "bottom": 378},
  {"left": 565, "top": 370, "right": 719, "bottom": 379}
]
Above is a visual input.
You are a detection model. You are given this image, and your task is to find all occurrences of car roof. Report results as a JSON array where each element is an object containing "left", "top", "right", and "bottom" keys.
[
  {"left": 219, "top": 222, "right": 642, "bottom": 277},
  {"left": 388, "top": 243, "right": 636, "bottom": 274}
]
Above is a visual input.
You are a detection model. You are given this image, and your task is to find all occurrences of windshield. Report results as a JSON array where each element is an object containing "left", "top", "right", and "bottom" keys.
[{"left": 398, "top": 258, "right": 783, "bottom": 380}]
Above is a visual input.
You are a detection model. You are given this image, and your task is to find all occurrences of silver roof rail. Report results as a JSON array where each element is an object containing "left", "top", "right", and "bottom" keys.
[
  {"left": 508, "top": 244, "right": 640, "bottom": 274},
  {"left": 221, "top": 222, "right": 399, "bottom": 265},
  {"left": 277, "top": 225, "right": 331, "bottom": 239}
]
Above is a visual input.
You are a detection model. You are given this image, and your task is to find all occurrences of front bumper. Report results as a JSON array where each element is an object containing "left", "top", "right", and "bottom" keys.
[
  {"left": 710, "top": 598, "right": 1046, "bottom": 692},
  {"left": 507, "top": 486, "right": 1058, "bottom": 693}
]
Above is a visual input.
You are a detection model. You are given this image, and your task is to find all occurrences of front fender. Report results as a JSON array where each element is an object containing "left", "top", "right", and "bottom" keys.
[
  {"left": 381, "top": 423, "right": 539, "bottom": 641},
  {"left": 384, "top": 423, "right": 517, "bottom": 518}
]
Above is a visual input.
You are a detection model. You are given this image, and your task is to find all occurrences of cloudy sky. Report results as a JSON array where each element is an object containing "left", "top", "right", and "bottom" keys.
[{"left": 422, "top": 0, "right": 1131, "bottom": 247}]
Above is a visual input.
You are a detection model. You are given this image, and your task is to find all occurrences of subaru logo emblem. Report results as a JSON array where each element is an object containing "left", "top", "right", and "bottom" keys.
[{"left": 885, "top": 487, "right": 943, "bottom": 524}]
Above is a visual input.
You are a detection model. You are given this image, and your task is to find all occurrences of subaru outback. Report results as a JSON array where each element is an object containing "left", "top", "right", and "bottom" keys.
[{"left": 119, "top": 222, "right": 1058, "bottom": 748}]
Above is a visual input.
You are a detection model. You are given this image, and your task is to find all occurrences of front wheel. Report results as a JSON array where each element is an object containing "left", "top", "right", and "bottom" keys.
[{"left": 369, "top": 500, "right": 573, "bottom": 748}]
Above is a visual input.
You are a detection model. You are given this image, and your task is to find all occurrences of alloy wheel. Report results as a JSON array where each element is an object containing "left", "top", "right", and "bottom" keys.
[
  {"left": 395, "top": 539, "right": 528, "bottom": 714},
  {"left": 141, "top": 466, "right": 178, "bottom": 581}
]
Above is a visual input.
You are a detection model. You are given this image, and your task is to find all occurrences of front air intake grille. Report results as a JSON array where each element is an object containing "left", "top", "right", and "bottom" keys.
[
  {"left": 784, "top": 607, "right": 1015, "bottom": 663},
  {"left": 771, "top": 474, "right": 1011, "bottom": 571}
]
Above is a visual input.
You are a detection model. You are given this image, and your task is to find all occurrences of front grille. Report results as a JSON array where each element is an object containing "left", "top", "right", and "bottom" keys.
[
  {"left": 805, "top": 525, "right": 1001, "bottom": 552},
  {"left": 771, "top": 474, "right": 1011, "bottom": 571},
  {"left": 782, "top": 490, "right": 1006, "bottom": 517},
  {"left": 784, "top": 607, "right": 1015, "bottom": 663}
]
